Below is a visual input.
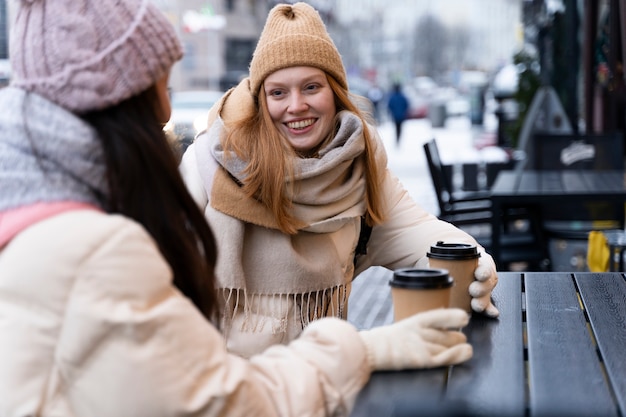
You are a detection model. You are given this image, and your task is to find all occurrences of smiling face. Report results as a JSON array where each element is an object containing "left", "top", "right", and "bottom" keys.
[{"left": 263, "top": 66, "right": 337, "bottom": 155}]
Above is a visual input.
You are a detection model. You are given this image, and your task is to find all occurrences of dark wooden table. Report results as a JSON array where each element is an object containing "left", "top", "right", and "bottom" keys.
[
  {"left": 489, "top": 170, "right": 626, "bottom": 267},
  {"left": 349, "top": 270, "right": 626, "bottom": 417}
]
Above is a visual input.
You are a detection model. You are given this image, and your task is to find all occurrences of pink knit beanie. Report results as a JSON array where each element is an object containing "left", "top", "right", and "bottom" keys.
[
  {"left": 9, "top": 0, "right": 183, "bottom": 113},
  {"left": 248, "top": 2, "right": 347, "bottom": 95}
]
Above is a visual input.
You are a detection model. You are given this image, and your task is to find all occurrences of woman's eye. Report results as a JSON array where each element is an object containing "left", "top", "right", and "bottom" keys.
[
  {"left": 270, "top": 90, "right": 284, "bottom": 98},
  {"left": 305, "top": 84, "right": 318, "bottom": 91}
]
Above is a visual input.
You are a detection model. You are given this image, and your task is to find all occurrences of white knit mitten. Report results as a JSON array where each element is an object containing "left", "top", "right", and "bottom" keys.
[
  {"left": 359, "top": 308, "right": 472, "bottom": 371},
  {"left": 470, "top": 252, "right": 499, "bottom": 318}
]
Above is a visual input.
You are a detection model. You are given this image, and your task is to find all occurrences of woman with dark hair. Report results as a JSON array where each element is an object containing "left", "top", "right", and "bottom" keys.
[
  {"left": 0, "top": 1, "right": 472, "bottom": 415},
  {"left": 180, "top": 2, "right": 500, "bottom": 359}
]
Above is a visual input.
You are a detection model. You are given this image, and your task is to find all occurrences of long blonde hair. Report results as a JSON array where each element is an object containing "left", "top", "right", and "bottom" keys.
[{"left": 221, "top": 74, "right": 385, "bottom": 234}]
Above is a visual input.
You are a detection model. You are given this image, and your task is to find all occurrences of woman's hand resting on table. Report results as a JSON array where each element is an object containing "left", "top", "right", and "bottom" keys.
[{"left": 359, "top": 308, "right": 473, "bottom": 371}]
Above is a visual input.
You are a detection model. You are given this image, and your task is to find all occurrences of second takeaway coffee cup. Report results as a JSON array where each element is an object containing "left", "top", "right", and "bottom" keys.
[
  {"left": 427, "top": 241, "right": 480, "bottom": 313},
  {"left": 389, "top": 268, "right": 453, "bottom": 321}
]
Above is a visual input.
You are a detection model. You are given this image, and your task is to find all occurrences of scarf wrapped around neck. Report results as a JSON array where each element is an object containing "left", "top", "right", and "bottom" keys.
[
  {"left": 208, "top": 110, "right": 370, "bottom": 232},
  {"left": 0, "top": 87, "right": 108, "bottom": 213},
  {"left": 194, "top": 92, "right": 387, "bottom": 335}
]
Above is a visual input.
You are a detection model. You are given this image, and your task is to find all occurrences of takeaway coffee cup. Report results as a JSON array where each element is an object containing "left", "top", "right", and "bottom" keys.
[
  {"left": 389, "top": 268, "right": 453, "bottom": 321},
  {"left": 427, "top": 241, "right": 480, "bottom": 313}
]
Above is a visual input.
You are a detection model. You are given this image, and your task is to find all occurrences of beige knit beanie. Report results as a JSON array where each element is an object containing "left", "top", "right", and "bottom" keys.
[
  {"left": 249, "top": 2, "right": 347, "bottom": 95},
  {"left": 10, "top": 0, "right": 183, "bottom": 113}
]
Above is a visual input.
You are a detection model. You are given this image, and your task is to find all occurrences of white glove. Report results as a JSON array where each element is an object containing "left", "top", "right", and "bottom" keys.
[
  {"left": 359, "top": 308, "right": 472, "bottom": 371},
  {"left": 469, "top": 251, "right": 499, "bottom": 318}
]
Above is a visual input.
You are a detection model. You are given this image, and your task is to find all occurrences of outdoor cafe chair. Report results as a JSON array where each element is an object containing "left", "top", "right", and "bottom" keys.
[
  {"left": 423, "top": 138, "right": 492, "bottom": 222},
  {"left": 423, "top": 139, "right": 549, "bottom": 270},
  {"left": 423, "top": 139, "right": 541, "bottom": 231}
]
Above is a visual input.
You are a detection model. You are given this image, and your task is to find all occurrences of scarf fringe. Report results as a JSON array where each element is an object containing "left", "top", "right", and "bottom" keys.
[{"left": 219, "top": 284, "right": 349, "bottom": 336}]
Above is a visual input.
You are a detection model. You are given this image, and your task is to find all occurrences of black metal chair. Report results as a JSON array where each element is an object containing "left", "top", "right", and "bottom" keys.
[
  {"left": 423, "top": 139, "right": 492, "bottom": 224},
  {"left": 423, "top": 139, "right": 539, "bottom": 230},
  {"left": 423, "top": 139, "right": 549, "bottom": 270}
]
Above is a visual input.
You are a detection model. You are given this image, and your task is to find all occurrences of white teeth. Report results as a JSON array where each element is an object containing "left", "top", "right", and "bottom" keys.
[{"left": 287, "top": 119, "right": 314, "bottom": 129}]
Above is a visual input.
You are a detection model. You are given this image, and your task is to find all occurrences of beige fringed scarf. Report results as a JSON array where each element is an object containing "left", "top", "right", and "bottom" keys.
[{"left": 193, "top": 80, "right": 386, "bottom": 345}]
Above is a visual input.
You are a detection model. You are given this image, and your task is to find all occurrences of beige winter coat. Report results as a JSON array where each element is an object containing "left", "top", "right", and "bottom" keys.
[
  {"left": 0, "top": 210, "right": 370, "bottom": 416},
  {"left": 182, "top": 143, "right": 478, "bottom": 355},
  {"left": 179, "top": 87, "right": 480, "bottom": 358}
]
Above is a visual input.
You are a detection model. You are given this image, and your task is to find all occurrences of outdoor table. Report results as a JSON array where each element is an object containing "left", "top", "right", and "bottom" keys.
[
  {"left": 349, "top": 271, "right": 626, "bottom": 417},
  {"left": 489, "top": 170, "right": 626, "bottom": 267}
]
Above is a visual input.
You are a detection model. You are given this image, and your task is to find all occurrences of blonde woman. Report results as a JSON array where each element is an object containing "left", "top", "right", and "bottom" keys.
[{"left": 180, "top": 2, "right": 500, "bottom": 359}]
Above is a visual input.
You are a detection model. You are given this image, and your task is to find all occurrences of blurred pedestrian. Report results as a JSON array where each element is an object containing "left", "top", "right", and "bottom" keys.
[
  {"left": 387, "top": 82, "right": 410, "bottom": 145},
  {"left": 180, "top": 2, "right": 499, "bottom": 359},
  {"left": 0, "top": 0, "right": 473, "bottom": 415}
]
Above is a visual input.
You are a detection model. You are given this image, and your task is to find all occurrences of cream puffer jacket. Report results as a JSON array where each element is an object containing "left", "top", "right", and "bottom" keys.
[{"left": 0, "top": 210, "right": 369, "bottom": 416}]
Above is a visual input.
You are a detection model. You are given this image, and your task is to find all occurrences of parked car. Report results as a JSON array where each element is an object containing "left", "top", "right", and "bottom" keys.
[
  {"left": 403, "top": 77, "right": 443, "bottom": 119},
  {"left": 403, "top": 85, "right": 429, "bottom": 119},
  {"left": 164, "top": 90, "right": 225, "bottom": 153},
  {"left": 445, "top": 94, "right": 471, "bottom": 118},
  {"left": 413, "top": 76, "right": 438, "bottom": 96}
]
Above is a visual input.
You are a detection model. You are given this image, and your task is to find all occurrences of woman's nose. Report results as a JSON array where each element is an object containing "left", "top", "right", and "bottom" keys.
[{"left": 288, "top": 92, "right": 308, "bottom": 113}]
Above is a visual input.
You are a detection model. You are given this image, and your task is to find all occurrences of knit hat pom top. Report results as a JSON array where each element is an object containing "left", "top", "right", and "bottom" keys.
[
  {"left": 248, "top": 2, "right": 347, "bottom": 95},
  {"left": 10, "top": 0, "right": 183, "bottom": 113}
]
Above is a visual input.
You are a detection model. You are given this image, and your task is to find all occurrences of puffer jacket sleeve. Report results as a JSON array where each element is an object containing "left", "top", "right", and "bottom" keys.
[
  {"left": 54, "top": 212, "right": 370, "bottom": 417},
  {"left": 355, "top": 169, "right": 482, "bottom": 275}
]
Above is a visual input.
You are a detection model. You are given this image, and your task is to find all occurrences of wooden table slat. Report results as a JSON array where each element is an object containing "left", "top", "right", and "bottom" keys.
[
  {"left": 515, "top": 171, "right": 537, "bottom": 195},
  {"left": 349, "top": 368, "right": 448, "bottom": 416},
  {"left": 350, "top": 270, "right": 626, "bottom": 417},
  {"left": 348, "top": 267, "right": 393, "bottom": 330},
  {"left": 541, "top": 172, "right": 562, "bottom": 192},
  {"left": 525, "top": 272, "right": 618, "bottom": 417},
  {"left": 445, "top": 272, "right": 526, "bottom": 417},
  {"left": 575, "top": 273, "right": 626, "bottom": 416}
]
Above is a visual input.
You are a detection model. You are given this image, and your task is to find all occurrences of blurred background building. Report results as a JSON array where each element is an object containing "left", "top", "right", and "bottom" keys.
[
  {"left": 0, "top": 0, "right": 623, "bottom": 138},
  {"left": 329, "top": 0, "right": 522, "bottom": 87},
  {"left": 0, "top": 0, "right": 538, "bottom": 94},
  {"left": 155, "top": 0, "right": 523, "bottom": 94},
  {"left": 151, "top": 0, "right": 270, "bottom": 92}
]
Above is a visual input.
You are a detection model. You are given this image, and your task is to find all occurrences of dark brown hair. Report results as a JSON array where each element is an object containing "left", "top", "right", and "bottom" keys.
[{"left": 81, "top": 86, "right": 219, "bottom": 323}]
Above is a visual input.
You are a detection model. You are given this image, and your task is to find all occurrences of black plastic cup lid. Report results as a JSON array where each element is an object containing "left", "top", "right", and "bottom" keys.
[
  {"left": 426, "top": 241, "right": 481, "bottom": 260},
  {"left": 389, "top": 268, "right": 453, "bottom": 289}
]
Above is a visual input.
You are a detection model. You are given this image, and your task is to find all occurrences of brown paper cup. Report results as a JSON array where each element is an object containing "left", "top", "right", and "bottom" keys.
[
  {"left": 427, "top": 241, "right": 480, "bottom": 313},
  {"left": 389, "top": 268, "right": 453, "bottom": 321}
]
